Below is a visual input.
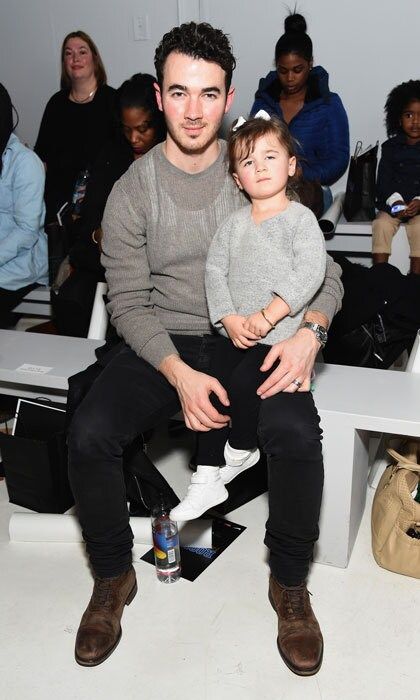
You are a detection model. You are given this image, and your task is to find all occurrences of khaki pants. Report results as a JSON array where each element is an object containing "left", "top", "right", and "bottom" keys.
[{"left": 372, "top": 211, "right": 420, "bottom": 257}]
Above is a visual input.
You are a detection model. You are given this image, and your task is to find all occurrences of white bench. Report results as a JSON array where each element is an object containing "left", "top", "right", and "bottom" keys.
[
  {"left": 13, "top": 285, "right": 52, "bottom": 318},
  {"left": 0, "top": 330, "right": 103, "bottom": 403},
  {"left": 313, "top": 361, "right": 420, "bottom": 567},
  {"left": 325, "top": 214, "right": 410, "bottom": 273}
]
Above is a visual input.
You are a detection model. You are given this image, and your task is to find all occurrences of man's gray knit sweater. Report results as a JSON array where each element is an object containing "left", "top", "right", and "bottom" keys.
[
  {"left": 206, "top": 202, "right": 326, "bottom": 345},
  {"left": 102, "top": 142, "right": 343, "bottom": 369}
]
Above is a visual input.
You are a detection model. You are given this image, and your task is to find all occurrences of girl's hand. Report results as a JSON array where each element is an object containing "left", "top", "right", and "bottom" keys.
[
  {"left": 404, "top": 199, "right": 420, "bottom": 218},
  {"left": 222, "top": 315, "right": 259, "bottom": 349},
  {"left": 244, "top": 311, "right": 272, "bottom": 338}
]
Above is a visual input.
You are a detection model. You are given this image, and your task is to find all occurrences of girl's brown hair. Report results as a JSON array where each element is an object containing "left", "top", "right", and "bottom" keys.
[
  {"left": 228, "top": 116, "right": 297, "bottom": 174},
  {"left": 60, "top": 30, "right": 107, "bottom": 90}
]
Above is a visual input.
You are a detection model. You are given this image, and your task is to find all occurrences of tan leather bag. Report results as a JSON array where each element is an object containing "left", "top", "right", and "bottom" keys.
[{"left": 371, "top": 441, "right": 420, "bottom": 579}]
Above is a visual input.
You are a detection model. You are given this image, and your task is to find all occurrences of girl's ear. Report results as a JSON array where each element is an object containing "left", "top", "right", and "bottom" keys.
[
  {"left": 288, "top": 156, "right": 297, "bottom": 177},
  {"left": 232, "top": 172, "right": 243, "bottom": 190}
]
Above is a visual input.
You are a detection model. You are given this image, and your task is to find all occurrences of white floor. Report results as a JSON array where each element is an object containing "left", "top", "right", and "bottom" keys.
[{"left": 1, "top": 426, "right": 419, "bottom": 700}]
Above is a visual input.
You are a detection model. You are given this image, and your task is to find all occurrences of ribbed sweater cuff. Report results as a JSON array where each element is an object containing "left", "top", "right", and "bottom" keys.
[{"left": 140, "top": 334, "right": 179, "bottom": 370}]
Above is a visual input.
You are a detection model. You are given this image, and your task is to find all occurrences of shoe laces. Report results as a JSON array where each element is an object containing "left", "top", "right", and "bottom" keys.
[
  {"left": 283, "top": 587, "right": 307, "bottom": 619},
  {"left": 91, "top": 577, "right": 114, "bottom": 608}
]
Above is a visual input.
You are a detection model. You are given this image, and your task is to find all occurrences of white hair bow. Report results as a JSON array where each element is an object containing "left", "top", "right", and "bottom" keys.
[{"left": 232, "top": 109, "right": 271, "bottom": 132}]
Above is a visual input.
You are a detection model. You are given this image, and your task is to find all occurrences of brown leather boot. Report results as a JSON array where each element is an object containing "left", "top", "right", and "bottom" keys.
[
  {"left": 268, "top": 575, "right": 323, "bottom": 676},
  {"left": 75, "top": 566, "right": 137, "bottom": 667}
]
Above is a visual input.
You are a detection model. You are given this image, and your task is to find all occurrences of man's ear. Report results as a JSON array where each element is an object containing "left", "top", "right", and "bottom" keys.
[
  {"left": 224, "top": 86, "right": 235, "bottom": 114},
  {"left": 154, "top": 82, "right": 163, "bottom": 112},
  {"left": 232, "top": 172, "right": 243, "bottom": 190}
]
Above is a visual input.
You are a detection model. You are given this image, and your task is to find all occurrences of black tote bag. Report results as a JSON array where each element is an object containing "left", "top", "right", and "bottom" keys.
[{"left": 343, "top": 141, "right": 378, "bottom": 221}]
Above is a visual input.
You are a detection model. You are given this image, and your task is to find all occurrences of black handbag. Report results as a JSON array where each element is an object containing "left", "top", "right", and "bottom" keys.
[
  {"left": 343, "top": 141, "right": 378, "bottom": 221},
  {"left": 0, "top": 399, "right": 73, "bottom": 513}
]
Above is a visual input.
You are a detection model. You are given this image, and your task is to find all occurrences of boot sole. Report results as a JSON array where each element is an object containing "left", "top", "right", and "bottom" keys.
[
  {"left": 268, "top": 589, "right": 323, "bottom": 677},
  {"left": 75, "top": 580, "right": 138, "bottom": 667}
]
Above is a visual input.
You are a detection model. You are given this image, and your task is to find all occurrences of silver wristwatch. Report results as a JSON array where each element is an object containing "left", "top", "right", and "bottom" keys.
[{"left": 300, "top": 322, "right": 328, "bottom": 348}]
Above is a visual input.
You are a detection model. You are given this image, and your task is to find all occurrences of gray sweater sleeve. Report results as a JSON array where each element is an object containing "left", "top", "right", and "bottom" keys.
[
  {"left": 308, "top": 253, "right": 343, "bottom": 326},
  {"left": 205, "top": 215, "right": 238, "bottom": 326},
  {"left": 271, "top": 207, "right": 326, "bottom": 316},
  {"left": 101, "top": 167, "right": 178, "bottom": 369}
]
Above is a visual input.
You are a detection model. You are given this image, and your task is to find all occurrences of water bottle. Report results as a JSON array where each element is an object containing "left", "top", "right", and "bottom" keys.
[
  {"left": 72, "top": 169, "right": 89, "bottom": 215},
  {"left": 151, "top": 498, "right": 181, "bottom": 583}
]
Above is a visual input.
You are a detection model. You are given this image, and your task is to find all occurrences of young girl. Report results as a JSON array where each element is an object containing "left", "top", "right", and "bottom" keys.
[
  {"left": 372, "top": 80, "right": 420, "bottom": 275},
  {"left": 170, "top": 112, "right": 326, "bottom": 521}
]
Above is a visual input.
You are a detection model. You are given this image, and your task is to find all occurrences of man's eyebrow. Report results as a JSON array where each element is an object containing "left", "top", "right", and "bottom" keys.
[
  {"left": 166, "top": 84, "right": 222, "bottom": 95},
  {"left": 167, "top": 83, "right": 188, "bottom": 92},
  {"left": 201, "top": 87, "right": 221, "bottom": 94}
]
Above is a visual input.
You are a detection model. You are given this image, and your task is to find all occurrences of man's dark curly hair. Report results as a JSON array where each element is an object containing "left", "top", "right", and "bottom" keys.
[
  {"left": 385, "top": 80, "right": 420, "bottom": 136},
  {"left": 154, "top": 22, "right": 236, "bottom": 92}
]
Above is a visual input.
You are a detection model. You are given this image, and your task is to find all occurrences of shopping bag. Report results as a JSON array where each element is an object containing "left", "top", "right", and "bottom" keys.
[
  {"left": 0, "top": 399, "right": 73, "bottom": 513},
  {"left": 343, "top": 141, "right": 378, "bottom": 221}
]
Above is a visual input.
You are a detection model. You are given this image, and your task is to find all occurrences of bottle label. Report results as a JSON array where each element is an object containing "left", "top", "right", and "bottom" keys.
[
  {"left": 153, "top": 531, "right": 178, "bottom": 563},
  {"left": 72, "top": 171, "right": 89, "bottom": 214}
]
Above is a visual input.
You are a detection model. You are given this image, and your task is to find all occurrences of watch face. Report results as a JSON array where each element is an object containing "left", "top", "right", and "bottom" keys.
[
  {"left": 301, "top": 322, "right": 327, "bottom": 346},
  {"left": 318, "top": 328, "right": 328, "bottom": 343}
]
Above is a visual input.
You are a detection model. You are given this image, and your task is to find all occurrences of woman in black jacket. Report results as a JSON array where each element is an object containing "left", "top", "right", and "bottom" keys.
[{"left": 52, "top": 74, "right": 166, "bottom": 336}]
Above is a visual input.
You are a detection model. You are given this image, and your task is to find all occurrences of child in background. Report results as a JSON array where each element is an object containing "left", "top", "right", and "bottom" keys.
[
  {"left": 171, "top": 112, "right": 326, "bottom": 521},
  {"left": 372, "top": 80, "right": 420, "bottom": 275}
]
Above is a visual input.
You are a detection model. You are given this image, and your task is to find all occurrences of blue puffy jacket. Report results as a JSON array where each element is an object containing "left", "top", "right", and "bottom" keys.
[{"left": 251, "top": 66, "right": 349, "bottom": 186}]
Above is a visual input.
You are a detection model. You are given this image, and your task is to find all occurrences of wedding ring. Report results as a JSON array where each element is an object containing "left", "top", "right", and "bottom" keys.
[{"left": 292, "top": 379, "right": 302, "bottom": 388}]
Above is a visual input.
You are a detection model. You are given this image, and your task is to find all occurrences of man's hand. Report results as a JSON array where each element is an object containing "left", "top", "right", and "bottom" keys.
[
  {"left": 222, "top": 314, "right": 259, "bottom": 349},
  {"left": 159, "top": 355, "right": 230, "bottom": 432},
  {"left": 404, "top": 199, "right": 420, "bottom": 218},
  {"left": 243, "top": 311, "right": 271, "bottom": 338},
  {"left": 257, "top": 328, "right": 320, "bottom": 398}
]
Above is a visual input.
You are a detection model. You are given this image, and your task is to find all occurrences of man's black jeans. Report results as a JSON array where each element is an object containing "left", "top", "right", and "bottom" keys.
[{"left": 68, "top": 334, "right": 323, "bottom": 586}]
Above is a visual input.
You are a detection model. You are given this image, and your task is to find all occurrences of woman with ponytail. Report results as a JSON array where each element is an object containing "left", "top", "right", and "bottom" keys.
[
  {"left": 251, "top": 12, "right": 349, "bottom": 213},
  {"left": 0, "top": 84, "right": 48, "bottom": 328}
]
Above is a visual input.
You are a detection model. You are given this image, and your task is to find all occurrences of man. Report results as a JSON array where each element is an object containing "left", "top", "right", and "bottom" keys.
[{"left": 68, "top": 23, "right": 343, "bottom": 674}]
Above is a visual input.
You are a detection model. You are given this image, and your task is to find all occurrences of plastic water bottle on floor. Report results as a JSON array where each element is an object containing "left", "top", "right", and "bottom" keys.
[
  {"left": 72, "top": 169, "right": 89, "bottom": 216},
  {"left": 151, "top": 498, "right": 181, "bottom": 583}
]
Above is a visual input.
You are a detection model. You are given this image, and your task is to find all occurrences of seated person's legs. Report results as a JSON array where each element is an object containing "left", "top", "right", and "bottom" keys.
[
  {"left": 405, "top": 214, "right": 420, "bottom": 274},
  {"left": 70, "top": 334, "right": 218, "bottom": 666},
  {"left": 171, "top": 342, "right": 270, "bottom": 521},
  {"left": 68, "top": 343, "right": 181, "bottom": 579},
  {"left": 372, "top": 211, "right": 399, "bottom": 264},
  {"left": 223, "top": 343, "right": 271, "bottom": 467},
  {"left": 258, "top": 391, "right": 324, "bottom": 676},
  {"left": 171, "top": 336, "right": 242, "bottom": 520},
  {"left": 0, "top": 283, "right": 37, "bottom": 328}
]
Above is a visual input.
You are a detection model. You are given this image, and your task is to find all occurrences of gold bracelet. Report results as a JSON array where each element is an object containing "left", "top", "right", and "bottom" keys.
[{"left": 260, "top": 308, "right": 276, "bottom": 330}]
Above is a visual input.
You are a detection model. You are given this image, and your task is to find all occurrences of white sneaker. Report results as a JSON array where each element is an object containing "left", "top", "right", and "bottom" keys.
[
  {"left": 170, "top": 467, "right": 228, "bottom": 521},
  {"left": 220, "top": 442, "right": 261, "bottom": 484}
]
